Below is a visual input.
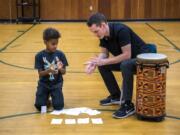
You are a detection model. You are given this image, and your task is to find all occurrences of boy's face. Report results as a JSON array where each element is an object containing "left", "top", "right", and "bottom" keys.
[
  {"left": 89, "top": 23, "right": 106, "bottom": 39},
  {"left": 45, "top": 39, "right": 58, "bottom": 52}
]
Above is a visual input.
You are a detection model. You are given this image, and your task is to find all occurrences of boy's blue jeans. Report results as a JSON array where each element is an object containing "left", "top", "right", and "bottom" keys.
[{"left": 35, "top": 82, "right": 64, "bottom": 111}]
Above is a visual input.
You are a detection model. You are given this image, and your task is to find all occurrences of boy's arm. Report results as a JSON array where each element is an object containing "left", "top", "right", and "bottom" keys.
[
  {"left": 57, "top": 62, "right": 66, "bottom": 75},
  {"left": 38, "top": 68, "right": 57, "bottom": 77},
  {"left": 56, "top": 56, "right": 67, "bottom": 75},
  {"left": 58, "top": 67, "right": 66, "bottom": 75}
]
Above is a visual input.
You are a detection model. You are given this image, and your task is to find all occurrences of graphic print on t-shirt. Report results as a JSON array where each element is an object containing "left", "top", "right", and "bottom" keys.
[{"left": 42, "top": 56, "right": 59, "bottom": 81}]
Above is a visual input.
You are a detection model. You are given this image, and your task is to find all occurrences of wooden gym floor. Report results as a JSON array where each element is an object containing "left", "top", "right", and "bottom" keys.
[{"left": 0, "top": 22, "right": 179, "bottom": 135}]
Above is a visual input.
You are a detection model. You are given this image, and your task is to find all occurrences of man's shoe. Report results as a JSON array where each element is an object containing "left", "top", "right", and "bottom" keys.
[
  {"left": 112, "top": 102, "right": 135, "bottom": 118},
  {"left": 100, "top": 96, "right": 124, "bottom": 106}
]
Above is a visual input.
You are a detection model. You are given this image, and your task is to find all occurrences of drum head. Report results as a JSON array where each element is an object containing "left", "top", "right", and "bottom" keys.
[{"left": 137, "top": 53, "right": 168, "bottom": 64}]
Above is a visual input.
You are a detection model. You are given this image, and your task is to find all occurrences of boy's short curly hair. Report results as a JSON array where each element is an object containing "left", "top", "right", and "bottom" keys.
[{"left": 43, "top": 28, "right": 61, "bottom": 41}]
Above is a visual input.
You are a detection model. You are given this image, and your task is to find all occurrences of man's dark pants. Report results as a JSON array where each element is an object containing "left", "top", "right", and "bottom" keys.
[{"left": 98, "top": 59, "right": 136, "bottom": 101}]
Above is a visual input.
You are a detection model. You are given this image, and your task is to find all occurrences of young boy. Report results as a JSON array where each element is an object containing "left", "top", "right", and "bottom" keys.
[{"left": 34, "top": 27, "right": 68, "bottom": 111}]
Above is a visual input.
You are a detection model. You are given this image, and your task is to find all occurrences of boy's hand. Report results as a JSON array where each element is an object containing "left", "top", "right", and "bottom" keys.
[
  {"left": 56, "top": 57, "right": 64, "bottom": 70},
  {"left": 57, "top": 61, "right": 63, "bottom": 70},
  {"left": 47, "top": 65, "right": 58, "bottom": 74}
]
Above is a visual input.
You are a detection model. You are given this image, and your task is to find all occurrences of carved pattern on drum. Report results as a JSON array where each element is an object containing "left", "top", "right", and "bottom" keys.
[{"left": 136, "top": 65, "right": 167, "bottom": 117}]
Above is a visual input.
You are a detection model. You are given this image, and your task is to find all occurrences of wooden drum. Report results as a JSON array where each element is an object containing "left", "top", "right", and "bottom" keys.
[{"left": 136, "top": 53, "right": 169, "bottom": 121}]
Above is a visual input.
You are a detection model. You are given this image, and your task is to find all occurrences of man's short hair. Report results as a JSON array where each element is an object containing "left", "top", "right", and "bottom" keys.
[
  {"left": 87, "top": 12, "right": 107, "bottom": 27},
  {"left": 43, "top": 28, "right": 61, "bottom": 41}
]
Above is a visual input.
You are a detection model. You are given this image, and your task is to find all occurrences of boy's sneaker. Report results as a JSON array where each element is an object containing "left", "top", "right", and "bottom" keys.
[
  {"left": 100, "top": 96, "right": 124, "bottom": 106},
  {"left": 112, "top": 102, "right": 135, "bottom": 118}
]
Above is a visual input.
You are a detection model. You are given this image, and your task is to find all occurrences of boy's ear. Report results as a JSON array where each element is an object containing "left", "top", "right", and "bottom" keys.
[
  {"left": 44, "top": 40, "right": 48, "bottom": 45},
  {"left": 101, "top": 22, "right": 106, "bottom": 28}
]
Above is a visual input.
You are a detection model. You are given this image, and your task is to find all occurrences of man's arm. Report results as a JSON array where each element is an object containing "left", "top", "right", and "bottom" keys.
[
  {"left": 91, "top": 44, "right": 131, "bottom": 66},
  {"left": 85, "top": 47, "right": 108, "bottom": 74},
  {"left": 103, "top": 44, "right": 131, "bottom": 65},
  {"left": 85, "top": 47, "right": 109, "bottom": 65},
  {"left": 98, "top": 47, "right": 109, "bottom": 59}
]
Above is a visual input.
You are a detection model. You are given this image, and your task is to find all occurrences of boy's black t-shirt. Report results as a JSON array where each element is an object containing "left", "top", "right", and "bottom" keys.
[
  {"left": 35, "top": 50, "right": 68, "bottom": 85},
  {"left": 100, "top": 23, "right": 150, "bottom": 58}
]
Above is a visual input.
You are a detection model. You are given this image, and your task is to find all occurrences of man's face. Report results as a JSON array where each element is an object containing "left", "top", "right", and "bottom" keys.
[
  {"left": 89, "top": 23, "right": 106, "bottom": 39},
  {"left": 45, "top": 39, "right": 58, "bottom": 52}
]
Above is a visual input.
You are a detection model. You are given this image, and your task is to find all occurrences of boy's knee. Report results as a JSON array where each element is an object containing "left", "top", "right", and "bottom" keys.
[
  {"left": 53, "top": 102, "right": 64, "bottom": 110},
  {"left": 34, "top": 103, "right": 41, "bottom": 111},
  {"left": 35, "top": 98, "right": 46, "bottom": 110}
]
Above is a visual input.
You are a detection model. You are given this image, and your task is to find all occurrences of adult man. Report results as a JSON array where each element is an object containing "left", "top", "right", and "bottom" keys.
[{"left": 85, "top": 13, "right": 153, "bottom": 118}]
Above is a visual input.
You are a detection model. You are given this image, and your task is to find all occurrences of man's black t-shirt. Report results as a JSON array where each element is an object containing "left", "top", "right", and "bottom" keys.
[
  {"left": 100, "top": 23, "right": 150, "bottom": 58},
  {"left": 35, "top": 50, "right": 68, "bottom": 85}
]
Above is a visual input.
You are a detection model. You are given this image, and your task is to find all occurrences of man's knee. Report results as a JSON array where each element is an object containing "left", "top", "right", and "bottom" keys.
[
  {"left": 98, "top": 65, "right": 105, "bottom": 70},
  {"left": 98, "top": 65, "right": 110, "bottom": 73},
  {"left": 120, "top": 59, "right": 136, "bottom": 71}
]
